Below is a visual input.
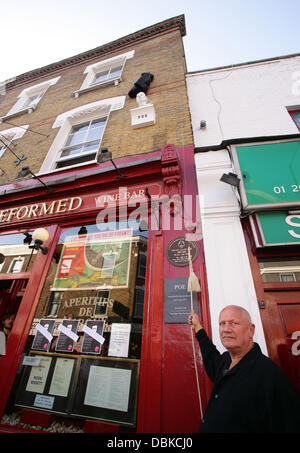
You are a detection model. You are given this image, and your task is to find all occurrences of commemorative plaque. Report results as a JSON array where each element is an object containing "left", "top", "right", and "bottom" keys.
[{"left": 166, "top": 236, "right": 199, "bottom": 267}]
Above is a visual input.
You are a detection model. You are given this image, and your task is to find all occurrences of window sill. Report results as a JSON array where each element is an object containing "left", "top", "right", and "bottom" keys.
[
  {"left": 74, "top": 77, "right": 121, "bottom": 98},
  {"left": 0, "top": 106, "right": 37, "bottom": 123}
]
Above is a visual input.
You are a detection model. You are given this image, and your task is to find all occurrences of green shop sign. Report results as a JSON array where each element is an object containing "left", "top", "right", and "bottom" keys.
[
  {"left": 232, "top": 139, "right": 300, "bottom": 210},
  {"left": 252, "top": 211, "right": 300, "bottom": 247}
]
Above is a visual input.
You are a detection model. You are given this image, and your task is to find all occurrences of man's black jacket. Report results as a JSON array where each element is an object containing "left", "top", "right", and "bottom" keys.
[{"left": 196, "top": 329, "right": 300, "bottom": 433}]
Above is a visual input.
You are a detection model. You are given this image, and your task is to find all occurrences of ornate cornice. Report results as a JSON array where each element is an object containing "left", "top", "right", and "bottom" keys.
[{"left": 5, "top": 15, "right": 186, "bottom": 89}]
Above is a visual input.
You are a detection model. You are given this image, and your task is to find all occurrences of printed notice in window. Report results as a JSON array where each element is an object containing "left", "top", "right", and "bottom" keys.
[
  {"left": 49, "top": 358, "right": 74, "bottom": 397},
  {"left": 84, "top": 366, "right": 131, "bottom": 412},
  {"left": 26, "top": 357, "right": 52, "bottom": 393}
]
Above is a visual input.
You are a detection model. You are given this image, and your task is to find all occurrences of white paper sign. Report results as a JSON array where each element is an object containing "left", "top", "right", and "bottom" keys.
[
  {"left": 49, "top": 358, "right": 74, "bottom": 397},
  {"left": 108, "top": 323, "right": 131, "bottom": 357},
  {"left": 58, "top": 323, "right": 79, "bottom": 343},
  {"left": 22, "top": 356, "right": 41, "bottom": 367},
  {"left": 84, "top": 366, "right": 132, "bottom": 412},
  {"left": 34, "top": 394, "right": 55, "bottom": 410},
  {"left": 36, "top": 323, "right": 53, "bottom": 343},
  {"left": 26, "top": 357, "right": 52, "bottom": 393},
  {"left": 82, "top": 324, "right": 105, "bottom": 345}
]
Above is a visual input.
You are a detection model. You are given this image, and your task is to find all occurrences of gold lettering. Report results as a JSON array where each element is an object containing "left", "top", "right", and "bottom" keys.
[
  {"left": 0, "top": 210, "right": 8, "bottom": 222},
  {"left": 38, "top": 201, "right": 57, "bottom": 216},
  {"left": 56, "top": 198, "right": 68, "bottom": 213},
  {"left": 16, "top": 206, "right": 29, "bottom": 220},
  {"left": 27, "top": 204, "right": 39, "bottom": 218},
  {"left": 6, "top": 208, "right": 18, "bottom": 222},
  {"left": 68, "top": 197, "right": 82, "bottom": 211}
]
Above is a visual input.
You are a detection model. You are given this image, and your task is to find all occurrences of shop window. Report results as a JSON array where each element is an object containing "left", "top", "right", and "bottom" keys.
[
  {"left": 1, "top": 76, "right": 60, "bottom": 120},
  {"left": 13, "top": 221, "right": 148, "bottom": 429},
  {"left": 259, "top": 258, "right": 300, "bottom": 283},
  {"left": 74, "top": 50, "right": 134, "bottom": 97}
]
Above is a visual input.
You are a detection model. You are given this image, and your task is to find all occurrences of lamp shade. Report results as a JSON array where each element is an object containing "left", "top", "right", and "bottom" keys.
[{"left": 32, "top": 228, "right": 49, "bottom": 243}]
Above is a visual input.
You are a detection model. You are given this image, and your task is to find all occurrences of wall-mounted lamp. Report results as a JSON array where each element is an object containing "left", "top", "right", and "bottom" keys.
[
  {"left": 17, "top": 166, "right": 52, "bottom": 192},
  {"left": 200, "top": 120, "right": 206, "bottom": 129},
  {"left": 31, "top": 228, "right": 49, "bottom": 254},
  {"left": 220, "top": 172, "right": 240, "bottom": 187},
  {"left": 78, "top": 226, "right": 87, "bottom": 235}
]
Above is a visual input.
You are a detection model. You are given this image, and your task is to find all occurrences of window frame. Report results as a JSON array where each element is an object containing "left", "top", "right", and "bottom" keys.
[
  {"left": 38, "top": 96, "right": 125, "bottom": 175},
  {"left": 55, "top": 117, "right": 108, "bottom": 170},
  {"left": 289, "top": 109, "right": 300, "bottom": 131},
  {"left": 0, "top": 125, "right": 29, "bottom": 159},
  {"left": 74, "top": 50, "right": 134, "bottom": 97},
  {"left": 1, "top": 76, "right": 61, "bottom": 121}
]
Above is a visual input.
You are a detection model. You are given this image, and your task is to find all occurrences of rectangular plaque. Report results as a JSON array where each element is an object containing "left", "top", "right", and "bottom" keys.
[{"left": 164, "top": 277, "right": 199, "bottom": 324}]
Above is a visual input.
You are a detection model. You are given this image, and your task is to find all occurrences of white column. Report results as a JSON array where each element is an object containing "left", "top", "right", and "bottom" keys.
[{"left": 196, "top": 149, "right": 268, "bottom": 355}]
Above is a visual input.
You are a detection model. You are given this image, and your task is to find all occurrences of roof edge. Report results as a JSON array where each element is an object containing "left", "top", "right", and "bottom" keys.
[{"left": 5, "top": 15, "right": 186, "bottom": 89}]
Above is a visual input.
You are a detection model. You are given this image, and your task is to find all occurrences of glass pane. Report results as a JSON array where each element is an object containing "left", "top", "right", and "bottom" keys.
[
  {"left": 291, "top": 112, "right": 300, "bottom": 129},
  {"left": 109, "top": 66, "right": 122, "bottom": 78},
  {"left": 0, "top": 232, "right": 37, "bottom": 274},
  {"left": 82, "top": 141, "right": 99, "bottom": 154},
  {"left": 60, "top": 144, "right": 83, "bottom": 158},
  {"left": 65, "top": 129, "right": 87, "bottom": 147},
  {"left": 15, "top": 221, "right": 148, "bottom": 428},
  {"left": 93, "top": 70, "right": 109, "bottom": 84},
  {"left": 259, "top": 258, "right": 300, "bottom": 282}
]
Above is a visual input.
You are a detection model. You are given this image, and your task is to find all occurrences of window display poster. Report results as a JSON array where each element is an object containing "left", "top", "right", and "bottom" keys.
[
  {"left": 26, "top": 356, "right": 52, "bottom": 394},
  {"left": 108, "top": 323, "right": 131, "bottom": 358},
  {"left": 52, "top": 231, "right": 132, "bottom": 291},
  {"left": 84, "top": 365, "right": 132, "bottom": 412},
  {"left": 31, "top": 319, "right": 55, "bottom": 352},
  {"left": 55, "top": 319, "right": 79, "bottom": 353},
  {"left": 81, "top": 320, "right": 105, "bottom": 355},
  {"left": 49, "top": 357, "right": 75, "bottom": 397}
]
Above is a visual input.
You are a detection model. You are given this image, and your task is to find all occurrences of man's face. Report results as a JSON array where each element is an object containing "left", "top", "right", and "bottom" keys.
[
  {"left": 219, "top": 307, "right": 254, "bottom": 355},
  {"left": 3, "top": 315, "right": 15, "bottom": 330}
]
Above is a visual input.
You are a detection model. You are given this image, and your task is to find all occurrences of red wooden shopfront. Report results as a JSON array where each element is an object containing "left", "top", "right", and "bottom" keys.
[{"left": 0, "top": 145, "right": 211, "bottom": 433}]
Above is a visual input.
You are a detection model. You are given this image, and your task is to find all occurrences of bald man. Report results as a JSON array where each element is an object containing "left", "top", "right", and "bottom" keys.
[{"left": 188, "top": 305, "right": 300, "bottom": 433}]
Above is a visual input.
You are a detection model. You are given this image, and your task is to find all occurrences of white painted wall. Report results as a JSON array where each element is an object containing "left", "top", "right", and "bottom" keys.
[
  {"left": 196, "top": 150, "right": 267, "bottom": 354},
  {"left": 186, "top": 55, "right": 300, "bottom": 148},
  {"left": 184, "top": 55, "right": 300, "bottom": 355}
]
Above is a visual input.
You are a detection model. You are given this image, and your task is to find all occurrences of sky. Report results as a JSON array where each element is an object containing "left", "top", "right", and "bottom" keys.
[{"left": 0, "top": 0, "right": 300, "bottom": 82}]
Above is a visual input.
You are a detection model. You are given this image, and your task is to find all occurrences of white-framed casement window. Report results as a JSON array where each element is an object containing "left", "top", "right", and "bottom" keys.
[
  {"left": 0, "top": 125, "right": 29, "bottom": 158},
  {"left": 56, "top": 117, "right": 108, "bottom": 169},
  {"left": 1, "top": 76, "right": 60, "bottom": 121},
  {"left": 38, "top": 95, "right": 126, "bottom": 174},
  {"left": 74, "top": 50, "right": 134, "bottom": 97}
]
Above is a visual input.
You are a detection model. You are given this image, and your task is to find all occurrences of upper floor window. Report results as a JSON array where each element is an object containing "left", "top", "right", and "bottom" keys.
[
  {"left": 0, "top": 124, "right": 29, "bottom": 159},
  {"left": 1, "top": 76, "right": 60, "bottom": 121},
  {"left": 74, "top": 50, "right": 134, "bottom": 97},
  {"left": 38, "top": 96, "right": 126, "bottom": 174},
  {"left": 56, "top": 117, "right": 107, "bottom": 169},
  {"left": 290, "top": 111, "right": 300, "bottom": 130}
]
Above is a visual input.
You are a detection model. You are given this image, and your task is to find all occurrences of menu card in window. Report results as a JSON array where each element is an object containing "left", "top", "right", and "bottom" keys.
[
  {"left": 55, "top": 319, "right": 79, "bottom": 353},
  {"left": 81, "top": 320, "right": 105, "bottom": 354},
  {"left": 31, "top": 319, "right": 55, "bottom": 352}
]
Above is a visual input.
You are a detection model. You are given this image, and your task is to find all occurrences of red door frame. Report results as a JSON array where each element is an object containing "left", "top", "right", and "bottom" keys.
[{"left": 243, "top": 219, "right": 300, "bottom": 365}]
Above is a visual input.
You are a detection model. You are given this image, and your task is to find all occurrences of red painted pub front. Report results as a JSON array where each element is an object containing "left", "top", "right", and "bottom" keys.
[{"left": 0, "top": 144, "right": 211, "bottom": 433}]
